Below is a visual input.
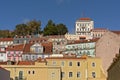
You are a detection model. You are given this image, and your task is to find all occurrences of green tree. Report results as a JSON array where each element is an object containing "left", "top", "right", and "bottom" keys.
[
  {"left": 26, "top": 20, "right": 41, "bottom": 35},
  {"left": 56, "top": 23, "right": 68, "bottom": 35},
  {"left": 0, "top": 30, "right": 13, "bottom": 38},
  {"left": 43, "top": 20, "right": 57, "bottom": 36},
  {"left": 14, "top": 24, "right": 28, "bottom": 36}
]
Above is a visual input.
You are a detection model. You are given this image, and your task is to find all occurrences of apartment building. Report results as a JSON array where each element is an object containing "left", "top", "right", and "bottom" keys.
[
  {"left": 0, "top": 55, "right": 106, "bottom": 80},
  {"left": 63, "top": 38, "right": 98, "bottom": 57}
]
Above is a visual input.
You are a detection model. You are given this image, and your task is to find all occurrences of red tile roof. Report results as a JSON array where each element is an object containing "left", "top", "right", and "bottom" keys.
[
  {"left": 79, "top": 18, "right": 92, "bottom": 20},
  {"left": 0, "top": 38, "right": 13, "bottom": 41},
  {"left": 68, "top": 38, "right": 99, "bottom": 44},
  {"left": 6, "top": 44, "right": 25, "bottom": 51}
]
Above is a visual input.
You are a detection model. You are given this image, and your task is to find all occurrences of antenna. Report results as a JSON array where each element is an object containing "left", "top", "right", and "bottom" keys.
[{"left": 81, "top": 11, "right": 85, "bottom": 18}]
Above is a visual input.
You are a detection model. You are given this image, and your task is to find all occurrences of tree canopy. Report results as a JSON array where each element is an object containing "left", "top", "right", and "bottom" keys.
[
  {"left": 43, "top": 20, "right": 68, "bottom": 36},
  {"left": 0, "top": 19, "right": 68, "bottom": 38}
]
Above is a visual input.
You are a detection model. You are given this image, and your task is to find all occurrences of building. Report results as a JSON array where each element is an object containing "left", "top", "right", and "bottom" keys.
[
  {"left": 0, "top": 60, "right": 60, "bottom": 80},
  {"left": 13, "top": 35, "right": 32, "bottom": 44},
  {"left": 46, "top": 55, "right": 106, "bottom": 80},
  {"left": 75, "top": 18, "right": 94, "bottom": 39},
  {"left": 107, "top": 50, "right": 120, "bottom": 80},
  {"left": 95, "top": 31, "right": 120, "bottom": 76},
  {"left": 0, "top": 46, "right": 7, "bottom": 62},
  {"left": 0, "top": 38, "right": 13, "bottom": 47},
  {"left": 22, "top": 42, "right": 53, "bottom": 61},
  {"left": 6, "top": 42, "right": 53, "bottom": 62},
  {"left": 0, "top": 55, "right": 106, "bottom": 80},
  {"left": 0, "top": 67, "right": 10, "bottom": 80},
  {"left": 65, "top": 33, "right": 81, "bottom": 40},
  {"left": 91, "top": 28, "right": 108, "bottom": 38},
  {"left": 47, "top": 35, "right": 67, "bottom": 54},
  {"left": 63, "top": 38, "right": 98, "bottom": 57}
]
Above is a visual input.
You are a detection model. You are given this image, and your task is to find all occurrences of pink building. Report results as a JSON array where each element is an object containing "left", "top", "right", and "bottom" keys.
[{"left": 96, "top": 31, "right": 120, "bottom": 76}]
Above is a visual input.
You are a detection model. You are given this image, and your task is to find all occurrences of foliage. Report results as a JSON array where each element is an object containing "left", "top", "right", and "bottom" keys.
[
  {"left": 14, "top": 20, "right": 41, "bottom": 36},
  {"left": 0, "top": 30, "right": 13, "bottom": 38},
  {"left": 43, "top": 20, "right": 68, "bottom": 36},
  {"left": 0, "top": 19, "right": 68, "bottom": 38}
]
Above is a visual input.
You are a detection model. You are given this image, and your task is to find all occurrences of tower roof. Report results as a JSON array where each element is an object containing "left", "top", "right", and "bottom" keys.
[{"left": 79, "top": 18, "right": 92, "bottom": 20}]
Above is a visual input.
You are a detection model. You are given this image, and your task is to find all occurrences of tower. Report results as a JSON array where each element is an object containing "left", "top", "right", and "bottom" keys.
[{"left": 75, "top": 18, "right": 94, "bottom": 39}]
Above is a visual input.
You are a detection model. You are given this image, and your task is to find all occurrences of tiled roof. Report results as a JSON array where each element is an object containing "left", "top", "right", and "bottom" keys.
[
  {"left": 6, "top": 44, "right": 25, "bottom": 51},
  {"left": 0, "top": 38, "right": 13, "bottom": 41},
  {"left": 30, "top": 37, "right": 48, "bottom": 43},
  {"left": 42, "top": 42, "right": 53, "bottom": 54},
  {"left": 79, "top": 18, "right": 92, "bottom": 20},
  {"left": 0, "top": 62, "right": 7, "bottom": 65},
  {"left": 68, "top": 38, "right": 99, "bottom": 44}
]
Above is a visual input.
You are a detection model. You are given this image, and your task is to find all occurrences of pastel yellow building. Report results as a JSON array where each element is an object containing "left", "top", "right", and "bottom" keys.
[
  {"left": 46, "top": 55, "right": 106, "bottom": 80},
  {"left": 1, "top": 60, "right": 61, "bottom": 80},
  {"left": 0, "top": 55, "right": 106, "bottom": 80}
]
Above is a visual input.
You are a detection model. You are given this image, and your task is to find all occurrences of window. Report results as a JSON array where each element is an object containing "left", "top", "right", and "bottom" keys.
[
  {"left": 61, "top": 72, "right": 65, "bottom": 78},
  {"left": 69, "top": 62, "right": 72, "bottom": 66},
  {"left": 28, "top": 71, "right": 30, "bottom": 74},
  {"left": 19, "top": 71, "right": 23, "bottom": 79},
  {"left": 0, "top": 54, "right": 3, "bottom": 57},
  {"left": 33, "top": 71, "right": 35, "bottom": 74},
  {"left": 77, "top": 62, "right": 80, "bottom": 66},
  {"left": 92, "top": 72, "right": 96, "bottom": 78},
  {"left": 77, "top": 72, "right": 80, "bottom": 78},
  {"left": 61, "top": 61, "right": 64, "bottom": 66},
  {"left": 52, "top": 72, "right": 55, "bottom": 77},
  {"left": 92, "top": 62, "right": 95, "bottom": 67},
  {"left": 69, "top": 72, "right": 73, "bottom": 77},
  {"left": 53, "top": 61, "right": 56, "bottom": 65}
]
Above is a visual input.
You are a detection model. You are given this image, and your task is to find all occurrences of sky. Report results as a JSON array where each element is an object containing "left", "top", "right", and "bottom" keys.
[{"left": 0, "top": 0, "right": 120, "bottom": 33}]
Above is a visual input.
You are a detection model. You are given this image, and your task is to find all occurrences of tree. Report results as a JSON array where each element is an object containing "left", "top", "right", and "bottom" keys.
[
  {"left": 43, "top": 20, "right": 57, "bottom": 36},
  {"left": 26, "top": 20, "right": 41, "bottom": 35},
  {"left": 14, "top": 24, "right": 28, "bottom": 36},
  {"left": 56, "top": 23, "right": 68, "bottom": 35},
  {"left": 0, "top": 30, "right": 13, "bottom": 38}
]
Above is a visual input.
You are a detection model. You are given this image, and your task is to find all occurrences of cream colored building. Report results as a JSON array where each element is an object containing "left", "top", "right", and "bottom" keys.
[{"left": 1, "top": 55, "right": 106, "bottom": 80}]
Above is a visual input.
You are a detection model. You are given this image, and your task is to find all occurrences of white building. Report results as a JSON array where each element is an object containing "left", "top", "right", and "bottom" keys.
[{"left": 75, "top": 18, "right": 94, "bottom": 39}]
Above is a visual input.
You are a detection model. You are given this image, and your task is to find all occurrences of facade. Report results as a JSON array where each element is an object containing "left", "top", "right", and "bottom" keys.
[
  {"left": 91, "top": 28, "right": 108, "bottom": 38},
  {"left": 13, "top": 35, "right": 32, "bottom": 44},
  {"left": 107, "top": 51, "right": 120, "bottom": 80},
  {"left": 75, "top": 18, "right": 94, "bottom": 39},
  {"left": 6, "top": 44, "right": 24, "bottom": 62},
  {"left": 0, "top": 38, "right": 13, "bottom": 47},
  {"left": 95, "top": 31, "right": 120, "bottom": 76},
  {"left": 22, "top": 42, "right": 52, "bottom": 61},
  {"left": 48, "top": 36, "right": 67, "bottom": 54},
  {"left": 1, "top": 60, "right": 60, "bottom": 80},
  {"left": 0, "top": 55, "right": 106, "bottom": 80},
  {"left": 63, "top": 39, "right": 98, "bottom": 57},
  {"left": 65, "top": 33, "right": 81, "bottom": 40},
  {"left": 46, "top": 55, "right": 106, "bottom": 80},
  {"left": 0, "top": 46, "right": 7, "bottom": 62},
  {"left": 0, "top": 67, "right": 10, "bottom": 80}
]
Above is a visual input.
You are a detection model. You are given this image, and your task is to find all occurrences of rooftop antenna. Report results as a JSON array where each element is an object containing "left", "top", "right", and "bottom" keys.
[{"left": 81, "top": 11, "right": 85, "bottom": 18}]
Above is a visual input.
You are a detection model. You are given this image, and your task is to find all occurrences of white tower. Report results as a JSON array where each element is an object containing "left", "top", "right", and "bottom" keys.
[{"left": 75, "top": 18, "right": 94, "bottom": 39}]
